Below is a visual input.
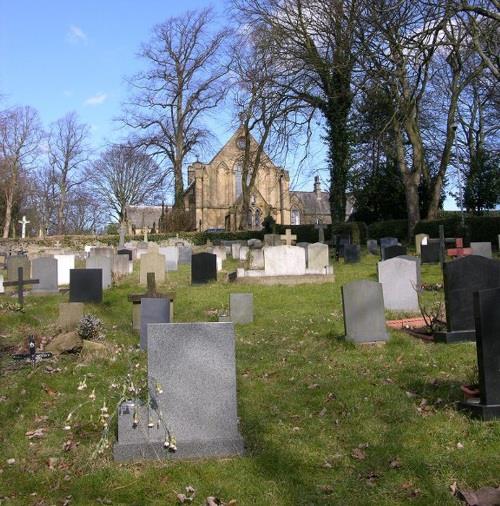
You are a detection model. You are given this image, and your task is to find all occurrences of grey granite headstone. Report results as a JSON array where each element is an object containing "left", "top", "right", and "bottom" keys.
[
  {"left": 344, "top": 244, "right": 360, "bottom": 264},
  {"left": 341, "top": 280, "right": 389, "bottom": 343},
  {"left": 112, "top": 254, "right": 130, "bottom": 279},
  {"left": 378, "top": 255, "right": 420, "bottom": 311},
  {"left": 470, "top": 242, "right": 492, "bottom": 259},
  {"left": 139, "top": 298, "right": 170, "bottom": 350},
  {"left": 178, "top": 246, "right": 192, "bottom": 265},
  {"left": 159, "top": 246, "right": 179, "bottom": 271},
  {"left": 381, "top": 245, "right": 407, "bottom": 261},
  {"left": 308, "top": 242, "right": 329, "bottom": 272},
  {"left": 230, "top": 293, "right": 253, "bottom": 324},
  {"left": 86, "top": 255, "right": 112, "bottom": 289},
  {"left": 31, "top": 257, "right": 59, "bottom": 293},
  {"left": 113, "top": 322, "right": 244, "bottom": 461}
]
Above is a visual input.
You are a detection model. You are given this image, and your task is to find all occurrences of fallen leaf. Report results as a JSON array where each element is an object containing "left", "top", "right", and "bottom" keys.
[
  {"left": 351, "top": 448, "right": 366, "bottom": 460},
  {"left": 47, "top": 457, "right": 59, "bottom": 470},
  {"left": 318, "top": 407, "right": 327, "bottom": 417},
  {"left": 319, "top": 485, "right": 334, "bottom": 495},
  {"left": 450, "top": 482, "right": 458, "bottom": 495},
  {"left": 25, "top": 428, "right": 45, "bottom": 439},
  {"left": 389, "top": 458, "right": 401, "bottom": 469}
]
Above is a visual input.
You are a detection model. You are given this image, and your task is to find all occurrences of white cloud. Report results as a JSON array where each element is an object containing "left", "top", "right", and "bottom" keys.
[
  {"left": 84, "top": 92, "right": 108, "bottom": 106},
  {"left": 67, "top": 25, "right": 87, "bottom": 44}
]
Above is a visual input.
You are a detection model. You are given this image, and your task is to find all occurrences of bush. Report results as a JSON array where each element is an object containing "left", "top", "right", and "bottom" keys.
[
  {"left": 367, "top": 220, "right": 409, "bottom": 243},
  {"left": 274, "top": 224, "right": 326, "bottom": 243},
  {"left": 331, "top": 222, "right": 368, "bottom": 245}
]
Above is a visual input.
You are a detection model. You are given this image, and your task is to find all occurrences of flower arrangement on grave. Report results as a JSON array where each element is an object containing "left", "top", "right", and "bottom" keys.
[{"left": 77, "top": 314, "right": 105, "bottom": 341}]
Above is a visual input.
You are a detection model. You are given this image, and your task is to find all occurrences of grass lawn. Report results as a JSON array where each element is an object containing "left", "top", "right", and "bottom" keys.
[{"left": 0, "top": 251, "right": 498, "bottom": 505}]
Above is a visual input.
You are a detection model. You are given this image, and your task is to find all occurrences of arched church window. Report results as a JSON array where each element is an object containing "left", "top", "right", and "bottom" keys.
[
  {"left": 235, "top": 163, "right": 242, "bottom": 199},
  {"left": 291, "top": 208, "right": 300, "bottom": 225}
]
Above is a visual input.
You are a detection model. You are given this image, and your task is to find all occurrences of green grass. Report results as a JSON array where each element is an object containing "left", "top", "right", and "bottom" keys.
[{"left": 0, "top": 252, "right": 499, "bottom": 505}]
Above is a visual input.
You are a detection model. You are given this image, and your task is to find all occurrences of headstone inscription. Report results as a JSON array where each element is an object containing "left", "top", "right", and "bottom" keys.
[
  {"left": 378, "top": 256, "right": 420, "bottom": 311},
  {"left": 344, "top": 244, "right": 361, "bottom": 264},
  {"left": 31, "top": 257, "right": 59, "bottom": 294},
  {"left": 86, "top": 255, "right": 112, "bottom": 289},
  {"left": 470, "top": 242, "right": 493, "bottom": 259},
  {"left": 435, "top": 256, "right": 500, "bottom": 343},
  {"left": 7, "top": 256, "right": 30, "bottom": 283},
  {"left": 69, "top": 269, "right": 103, "bottom": 303},
  {"left": 381, "top": 245, "right": 407, "bottom": 261},
  {"left": 3, "top": 267, "right": 39, "bottom": 306},
  {"left": 459, "top": 287, "right": 500, "bottom": 420},
  {"left": 139, "top": 298, "right": 170, "bottom": 350},
  {"left": 191, "top": 253, "right": 217, "bottom": 284},
  {"left": 113, "top": 322, "right": 245, "bottom": 461},
  {"left": 341, "top": 280, "right": 388, "bottom": 343}
]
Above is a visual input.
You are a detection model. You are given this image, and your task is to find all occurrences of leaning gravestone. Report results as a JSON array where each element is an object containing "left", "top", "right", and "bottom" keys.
[
  {"left": 7, "top": 256, "right": 30, "bottom": 282},
  {"left": 341, "top": 280, "right": 389, "bottom": 343},
  {"left": 367, "top": 240, "right": 378, "bottom": 255},
  {"left": 381, "top": 245, "right": 407, "bottom": 261},
  {"left": 415, "top": 234, "right": 429, "bottom": 256},
  {"left": 139, "top": 298, "right": 170, "bottom": 350},
  {"left": 378, "top": 256, "right": 420, "bottom": 311},
  {"left": 470, "top": 242, "right": 493, "bottom": 259},
  {"left": 344, "top": 244, "right": 361, "bottom": 264},
  {"left": 139, "top": 252, "right": 166, "bottom": 286},
  {"left": 421, "top": 242, "right": 441, "bottom": 264},
  {"left": 57, "top": 302, "right": 84, "bottom": 331},
  {"left": 113, "top": 322, "right": 245, "bottom": 461},
  {"left": 53, "top": 254, "right": 75, "bottom": 286},
  {"left": 264, "top": 246, "right": 306, "bottom": 276},
  {"left": 86, "top": 255, "right": 112, "bottom": 289},
  {"left": 435, "top": 256, "right": 500, "bottom": 343},
  {"left": 308, "top": 243, "right": 330, "bottom": 272},
  {"left": 191, "top": 253, "right": 217, "bottom": 284},
  {"left": 31, "top": 257, "right": 59, "bottom": 294},
  {"left": 69, "top": 269, "right": 103, "bottom": 303},
  {"left": 459, "top": 287, "right": 500, "bottom": 420}
]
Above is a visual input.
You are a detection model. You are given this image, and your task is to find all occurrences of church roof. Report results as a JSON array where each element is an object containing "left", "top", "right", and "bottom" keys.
[
  {"left": 126, "top": 205, "right": 164, "bottom": 228},
  {"left": 291, "top": 191, "right": 331, "bottom": 215}
]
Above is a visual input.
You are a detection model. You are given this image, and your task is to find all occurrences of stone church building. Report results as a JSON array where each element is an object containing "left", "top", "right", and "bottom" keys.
[{"left": 127, "top": 129, "right": 352, "bottom": 234}]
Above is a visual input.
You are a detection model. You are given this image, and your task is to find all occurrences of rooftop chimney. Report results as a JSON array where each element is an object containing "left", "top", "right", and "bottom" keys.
[{"left": 314, "top": 175, "right": 321, "bottom": 196}]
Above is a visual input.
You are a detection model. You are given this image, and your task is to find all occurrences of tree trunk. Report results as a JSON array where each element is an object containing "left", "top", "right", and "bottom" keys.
[
  {"left": 57, "top": 186, "right": 66, "bottom": 235},
  {"left": 2, "top": 192, "right": 13, "bottom": 239}
]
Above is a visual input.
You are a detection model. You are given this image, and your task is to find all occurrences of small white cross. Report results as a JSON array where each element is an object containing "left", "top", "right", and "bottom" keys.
[
  {"left": 280, "top": 228, "right": 297, "bottom": 246},
  {"left": 18, "top": 216, "right": 30, "bottom": 239}
]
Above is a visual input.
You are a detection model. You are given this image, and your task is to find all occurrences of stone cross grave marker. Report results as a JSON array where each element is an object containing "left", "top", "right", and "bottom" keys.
[
  {"left": 7, "top": 255, "right": 31, "bottom": 283},
  {"left": 18, "top": 215, "right": 30, "bottom": 239},
  {"left": 280, "top": 229, "right": 297, "bottom": 246},
  {"left": 314, "top": 223, "right": 327, "bottom": 243},
  {"left": 459, "top": 287, "right": 500, "bottom": 420},
  {"left": 4, "top": 267, "right": 39, "bottom": 306},
  {"left": 447, "top": 238, "right": 472, "bottom": 258},
  {"left": 119, "top": 222, "right": 127, "bottom": 248}
]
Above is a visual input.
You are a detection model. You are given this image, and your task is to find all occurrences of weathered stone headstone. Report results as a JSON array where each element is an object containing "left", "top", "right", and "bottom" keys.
[
  {"left": 344, "top": 244, "right": 361, "bottom": 264},
  {"left": 459, "top": 287, "right": 500, "bottom": 420},
  {"left": 421, "top": 242, "right": 441, "bottom": 264},
  {"left": 249, "top": 249, "right": 264, "bottom": 270},
  {"left": 248, "top": 239, "right": 263, "bottom": 249},
  {"left": 367, "top": 240, "right": 378, "bottom": 255},
  {"left": 264, "top": 246, "right": 306, "bottom": 276},
  {"left": 381, "top": 245, "right": 407, "bottom": 261},
  {"left": 69, "top": 269, "right": 103, "bottom": 303},
  {"left": 415, "top": 234, "right": 429, "bottom": 256},
  {"left": 470, "top": 242, "right": 493, "bottom": 259},
  {"left": 139, "top": 252, "right": 166, "bottom": 286},
  {"left": 227, "top": 293, "right": 254, "bottom": 324},
  {"left": 178, "top": 246, "right": 192, "bottom": 265},
  {"left": 117, "top": 248, "right": 133, "bottom": 261},
  {"left": 308, "top": 243, "right": 330, "bottom": 272},
  {"left": 139, "top": 298, "right": 170, "bottom": 350},
  {"left": 90, "top": 247, "right": 115, "bottom": 258},
  {"left": 7, "top": 256, "right": 30, "bottom": 282},
  {"left": 211, "top": 246, "right": 227, "bottom": 263},
  {"left": 113, "top": 322, "right": 244, "bottom": 461},
  {"left": 31, "top": 257, "right": 59, "bottom": 294},
  {"left": 435, "top": 256, "right": 500, "bottom": 343},
  {"left": 159, "top": 246, "right": 179, "bottom": 271},
  {"left": 53, "top": 254, "right": 75, "bottom": 286},
  {"left": 231, "top": 243, "right": 241, "bottom": 259},
  {"left": 112, "top": 254, "right": 130, "bottom": 279},
  {"left": 264, "top": 234, "right": 283, "bottom": 247},
  {"left": 86, "top": 255, "right": 112, "bottom": 289},
  {"left": 239, "top": 246, "right": 249, "bottom": 261},
  {"left": 378, "top": 256, "right": 420, "bottom": 311},
  {"left": 315, "top": 223, "right": 327, "bottom": 243},
  {"left": 191, "top": 253, "right": 217, "bottom": 284},
  {"left": 57, "top": 302, "right": 84, "bottom": 331},
  {"left": 341, "top": 280, "right": 388, "bottom": 343}
]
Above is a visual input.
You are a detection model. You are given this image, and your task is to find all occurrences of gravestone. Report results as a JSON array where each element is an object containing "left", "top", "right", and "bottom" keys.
[
  {"left": 264, "top": 246, "right": 306, "bottom": 276},
  {"left": 470, "top": 242, "right": 493, "bottom": 259},
  {"left": 435, "top": 256, "right": 500, "bottom": 343},
  {"left": 228, "top": 293, "right": 254, "bottom": 324},
  {"left": 315, "top": 223, "right": 327, "bottom": 243},
  {"left": 159, "top": 246, "right": 179, "bottom": 271},
  {"left": 90, "top": 247, "right": 115, "bottom": 258},
  {"left": 211, "top": 246, "right": 227, "bottom": 263},
  {"left": 231, "top": 243, "right": 241, "bottom": 259},
  {"left": 178, "top": 246, "right": 192, "bottom": 265},
  {"left": 7, "top": 256, "right": 30, "bottom": 282},
  {"left": 380, "top": 237, "right": 398, "bottom": 250},
  {"left": 248, "top": 239, "right": 263, "bottom": 249},
  {"left": 459, "top": 287, "right": 500, "bottom": 420},
  {"left": 415, "top": 234, "right": 429, "bottom": 256},
  {"left": 139, "top": 252, "right": 166, "bottom": 286},
  {"left": 112, "top": 254, "right": 130, "bottom": 279},
  {"left": 421, "top": 242, "right": 441, "bottom": 264},
  {"left": 239, "top": 246, "right": 249, "bottom": 261},
  {"left": 249, "top": 249, "right": 264, "bottom": 270},
  {"left": 57, "top": 302, "right": 84, "bottom": 331},
  {"left": 341, "top": 280, "right": 388, "bottom": 343},
  {"left": 367, "top": 240, "right": 378, "bottom": 255},
  {"left": 69, "top": 269, "right": 103, "bottom": 303},
  {"left": 381, "top": 245, "right": 407, "bottom": 261},
  {"left": 344, "top": 244, "right": 361, "bottom": 264},
  {"left": 3, "top": 267, "right": 39, "bottom": 306},
  {"left": 53, "top": 254, "right": 75, "bottom": 286},
  {"left": 86, "top": 255, "right": 112, "bottom": 289},
  {"left": 296, "top": 243, "right": 309, "bottom": 264},
  {"left": 117, "top": 248, "right": 133, "bottom": 261},
  {"left": 31, "top": 257, "right": 59, "bottom": 294},
  {"left": 191, "top": 253, "right": 217, "bottom": 284},
  {"left": 264, "top": 234, "right": 282, "bottom": 246},
  {"left": 447, "top": 237, "right": 472, "bottom": 258},
  {"left": 113, "top": 322, "right": 244, "bottom": 461},
  {"left": 139, "top": 298, "right": 170, "bottom": 350},
  {"left": 308, "top": 243, "right": 330, "bottom": 272},
  {"left": 378, "top": 256, "right": 420, "bottom": 311}
]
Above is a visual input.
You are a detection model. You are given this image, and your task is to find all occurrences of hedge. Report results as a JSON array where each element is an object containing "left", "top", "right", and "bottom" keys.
[
  {"left": 331, "top": 222, "right": 368, "bottom": 245},
  {"left": 367, "top": 220, "right": 409, "bottom": 243}
]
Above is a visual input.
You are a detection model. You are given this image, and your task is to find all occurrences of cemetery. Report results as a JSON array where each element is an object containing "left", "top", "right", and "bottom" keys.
[{"left": 0, "top": 232, "right": 499, "bottom": 505}]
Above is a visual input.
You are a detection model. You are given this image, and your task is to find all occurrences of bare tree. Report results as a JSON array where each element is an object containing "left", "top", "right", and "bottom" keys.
[
  {"left": 87, "top": 144, "right": 165, "bottom": 222},
  {"left": 0, "top": 105, "right": 43, "bottom": 238},
  {"left": 123, "top": 8, "right": 231, "bottom": 207},
  {"left": 48, "top": 112, "right": 90, "bottom": 234}
]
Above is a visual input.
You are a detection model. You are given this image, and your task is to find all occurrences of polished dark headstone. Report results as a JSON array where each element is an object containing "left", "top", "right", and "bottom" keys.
[
  {"left": 69, "top": 269, "right": 103, "bottom": 303},
  {"left": 117, "top": 248, "right": 133, "bottom": 261},
  {"left": 344, "top": 244, "right": 360, "bottom": 264},
  {"left": 435, "top": 256, "right": 500, "bottom": 343},
  {"left": 459, "top": 287, "right": 500, "bottom": 420},
  {"left": 381, "top": 245, "right": 407, "bottom": 261},
  {"left": 379, "top": 237, "right": 398, "bottom": 250},
  {"left": 191, "top": 253, "right": 217, "bottom": 284},
  {"left": 421, "top": 242, "right": 441, "bottom": 264}
]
